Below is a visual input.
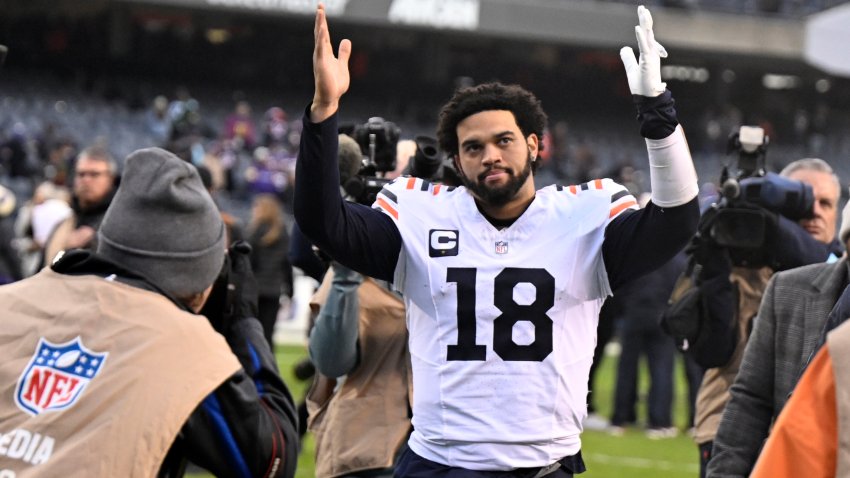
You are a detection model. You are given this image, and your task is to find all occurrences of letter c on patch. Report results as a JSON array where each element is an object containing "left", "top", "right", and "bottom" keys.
[{"left": 429, "top": 229, "right": 459, "bottom": 257}]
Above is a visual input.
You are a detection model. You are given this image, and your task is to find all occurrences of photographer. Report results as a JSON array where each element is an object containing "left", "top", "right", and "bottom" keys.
[
  {"left": 304, "top": 125, "right": 456, "bottom": 477},
  {"left": 705, "top": 173, "right": 845, "bottom": 477},
  {"left": 306, "top": 261, "right": 410, "bottom": 478},
  {"left": 0, "top": 148, "right": 298, "bottom": 477},
  {"left": 683, "top": 156, "right": 842, "bottom": 477}
]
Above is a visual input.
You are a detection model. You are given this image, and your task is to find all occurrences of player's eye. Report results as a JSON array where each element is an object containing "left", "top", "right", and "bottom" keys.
[
  {"left": 463, "top": 144, "right": 482, "bottom": 153},
  {"left": 498, "top": 137, "right": 513, "bottom": 146}
]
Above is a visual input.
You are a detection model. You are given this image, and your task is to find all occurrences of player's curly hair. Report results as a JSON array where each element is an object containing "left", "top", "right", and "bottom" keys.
[{"left": 436, "top": 82, "right": 547, "bottom": 163}]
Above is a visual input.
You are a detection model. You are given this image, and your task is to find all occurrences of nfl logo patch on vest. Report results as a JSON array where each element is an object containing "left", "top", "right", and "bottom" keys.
[
  {"left": 15, "top": 337, "right": 108, "bottom": 416},
  {"left": 495, "top": 241, "right": 508, "bottom": 254}
]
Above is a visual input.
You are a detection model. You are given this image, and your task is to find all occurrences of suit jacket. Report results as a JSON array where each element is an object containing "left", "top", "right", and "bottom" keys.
[{"left": 707, "top": 257, "right": 849, "bottom": 477}]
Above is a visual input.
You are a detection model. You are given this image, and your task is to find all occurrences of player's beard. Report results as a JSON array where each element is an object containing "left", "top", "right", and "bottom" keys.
[{"left": 461, "top": 151, "right": 533, "bottom": 207}]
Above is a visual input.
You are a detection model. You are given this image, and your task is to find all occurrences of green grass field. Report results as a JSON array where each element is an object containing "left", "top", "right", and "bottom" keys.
[{"left": 191, "top": 344, "right": 701, "bottom": 478}]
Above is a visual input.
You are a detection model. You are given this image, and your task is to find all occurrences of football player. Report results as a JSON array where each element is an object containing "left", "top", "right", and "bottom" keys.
[{"left": 295, "top": 4, "right": 699, "bottom": 476}]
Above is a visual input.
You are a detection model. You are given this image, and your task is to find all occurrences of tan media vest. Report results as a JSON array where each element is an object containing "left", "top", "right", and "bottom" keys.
[
  {"left": 0, "top": 269, "right": 240, "bottom": 477},
  {"left": 307, "top": 272, "right": 411, "bottom": 478}
]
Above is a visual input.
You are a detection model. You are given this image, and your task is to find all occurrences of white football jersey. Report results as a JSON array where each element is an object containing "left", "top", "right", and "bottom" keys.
[{"left": 373, "top": 177, "right": 638, "bottom": 470}]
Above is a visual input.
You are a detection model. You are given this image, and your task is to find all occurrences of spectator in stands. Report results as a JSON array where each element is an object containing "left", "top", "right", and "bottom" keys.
[
  {"left": 223, "top": 100, "right": 258, "bottom": 151},
  {"left": 707, "top": 194, "right": 850, "bottom": 477},
  {"left": 244, "top": 146, "right": 290, "bottom": 200},
  {"left": 691, "top": 158, "right": 843, "bottom": 477},
  {"left": 247, "top": 193, "right": 293, "bottom": 348},
  {"left": 166, "top": 86, "right": 194, "bottom": 125},
  {"left": 169, "top": 93, "right": 215, "bottom": 152},
  {"left": 0, "top": 123, "right": 31, "bottom": 180},
  {"left": 42, "top": 145, "right": 117, "bottom": 266},
  {"left": 0, "top": 147, "right": 299, "bottom": 477},
  {"left": 0, "top": 185, "right": 22, "bottom": 284},
  {"left": 262, "top": 107, "right": 290, "bottom": 149},
  {"left": 43, "top": 139, "right": 78, "bottom": 187},
  {"left": 146, "top": 95, "right": 172, "bottom": 145},
  {"left": 196, "top": 164, "right": 244, "bottom": 246}
]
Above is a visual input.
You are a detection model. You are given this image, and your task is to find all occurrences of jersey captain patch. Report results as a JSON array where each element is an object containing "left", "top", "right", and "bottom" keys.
[
  {"left": 15, "top": 337, "right": 108, "bottom": 416},
  {"left": 429, "top": 229, "right": 459, "bottom": 257}
]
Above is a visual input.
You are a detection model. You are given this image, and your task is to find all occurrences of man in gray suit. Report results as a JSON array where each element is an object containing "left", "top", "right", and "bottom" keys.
[{"left": 707, "top": 196, "right": 850, "bottom": 477}]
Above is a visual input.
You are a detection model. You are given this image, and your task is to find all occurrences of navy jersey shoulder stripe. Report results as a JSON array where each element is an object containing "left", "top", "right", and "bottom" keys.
[
  {"left": 379, "top": 187, "right": 398, "bottom": 204},
  {"left": 611, "top": 190, "right": 631, "bottom": 202}
]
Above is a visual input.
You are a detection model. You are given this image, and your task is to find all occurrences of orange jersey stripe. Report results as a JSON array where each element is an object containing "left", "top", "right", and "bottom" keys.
[
  {"left": 569, "top": 185, "right": 577, "bottom": 194},
  {"left": 433, "top": 184, "right": 442, "bottom": 195},
  {"left": 406, "top": 177, "right": 417, "bottom": 190},
  {"left": 376, "top": 198, "right": 399, "bottom": 220},
  {"left": 609, "top": 199, "right": 637, "bottom": 218},
  {"left": 594, "top": 179, "right": 603, "bottom": 189}
]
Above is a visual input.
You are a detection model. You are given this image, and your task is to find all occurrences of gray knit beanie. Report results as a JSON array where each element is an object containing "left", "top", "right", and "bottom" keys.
[{"left": 97, "top": 147, "right": 225, "bottom": 298}]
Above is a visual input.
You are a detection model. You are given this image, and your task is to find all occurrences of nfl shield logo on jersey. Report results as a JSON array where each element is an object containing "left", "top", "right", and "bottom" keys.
[
  {"left": 495, "top": 241, "right": 508, "bottom": 254},
  {"left": 15, "top": 337, "right": 108, "bottom": 416}
]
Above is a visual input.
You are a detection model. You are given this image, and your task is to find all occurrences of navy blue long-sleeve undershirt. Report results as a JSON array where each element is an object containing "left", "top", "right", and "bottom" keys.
[{"left": 294, "top": 109, "right": 699, "bottom": 291}]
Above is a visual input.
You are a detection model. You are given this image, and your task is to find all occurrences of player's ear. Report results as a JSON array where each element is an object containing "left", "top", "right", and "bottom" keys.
[{"left": 526, "top": 134, "right": 539, "bottom": 161}]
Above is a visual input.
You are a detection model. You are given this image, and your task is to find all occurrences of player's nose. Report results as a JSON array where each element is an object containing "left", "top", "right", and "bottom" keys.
[{"left": 481, "top": 143, "right": 502, "bottom": 166}]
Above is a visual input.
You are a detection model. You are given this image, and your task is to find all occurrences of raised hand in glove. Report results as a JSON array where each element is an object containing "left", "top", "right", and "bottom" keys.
[
  {"left": 200, "top": 240, "right": 259, "bottom": 334},
  {"left": 620, "top": 5, "right": 668, "bottom": 97}
]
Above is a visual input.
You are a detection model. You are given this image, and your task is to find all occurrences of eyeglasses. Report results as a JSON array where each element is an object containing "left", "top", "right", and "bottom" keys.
[{"left": 75, "top": 170, "right": 109, "bottom": 179}]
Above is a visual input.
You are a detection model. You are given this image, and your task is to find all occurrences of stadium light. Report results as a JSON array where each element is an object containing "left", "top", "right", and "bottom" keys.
[
  {"left": 762, "top": 74, "right": 801, "bottom": 90},
  {"left": 660, "top": 65, "right": 710, "bottom": 83},
  {"left": 815, "top": 78, "right": 831, "bottom": 93},
  {"left": 205, "top": 28, "right": 231, "bottom": 44}
]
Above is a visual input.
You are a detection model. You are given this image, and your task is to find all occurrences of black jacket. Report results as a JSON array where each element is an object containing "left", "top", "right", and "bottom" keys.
[{"left": 248, "top": 224, "right": 293, "bottom": 299}]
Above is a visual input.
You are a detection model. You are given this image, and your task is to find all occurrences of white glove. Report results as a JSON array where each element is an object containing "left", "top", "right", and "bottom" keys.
[{"left": 620, "top": 5, "right": 668, "bottom": 97}]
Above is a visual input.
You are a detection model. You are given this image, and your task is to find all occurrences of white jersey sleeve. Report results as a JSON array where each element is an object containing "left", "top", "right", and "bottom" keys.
[{"left": 561, "top": 178, "right": 639, "bottom": 225}]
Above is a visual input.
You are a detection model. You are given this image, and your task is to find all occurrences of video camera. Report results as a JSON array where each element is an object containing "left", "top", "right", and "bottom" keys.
[
  {"left": 338, "top": 117, "right": 399, "bottom": 206},
  {"left": 403, "top": 135, "right": 461, "bottom": 188},
  {"left": 340, "top": 117, "right": 457, "bottom": 205},
  {"left": 700, "top": 126, "right": 814, "bottom": 267}
]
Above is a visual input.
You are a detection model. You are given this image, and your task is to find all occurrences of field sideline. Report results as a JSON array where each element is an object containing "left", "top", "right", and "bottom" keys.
[{"left": 188, "top": 344, "right": 701, "bottom": 478}]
